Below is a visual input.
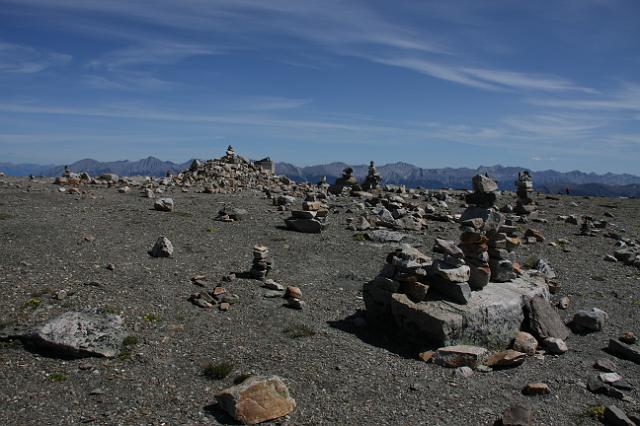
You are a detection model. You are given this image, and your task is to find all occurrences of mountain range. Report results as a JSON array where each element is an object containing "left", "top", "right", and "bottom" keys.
[{"left": 2, "top": 157, "right": 639, "bottom": 197}]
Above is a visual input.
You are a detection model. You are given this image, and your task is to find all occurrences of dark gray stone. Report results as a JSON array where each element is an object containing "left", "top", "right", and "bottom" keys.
[
  {"left": 525, "top": 295, "right": 570, "bottom": 340},
  {"left": 573, "top": 308, "right": 608, "bottom": 332},
  {"left": 608, "top": 339, "right": 640, "bottom": 364}
]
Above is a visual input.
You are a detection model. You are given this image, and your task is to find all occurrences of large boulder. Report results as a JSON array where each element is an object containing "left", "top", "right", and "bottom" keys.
[
  {"left": 215, "top": 375, "right": 296, "bottom": 424},
  {"left": 364, "top": 272, "right": 549, "bottom": 347},
  {"left": 23, "top": 311, "right": 125, "bottom": 358}
]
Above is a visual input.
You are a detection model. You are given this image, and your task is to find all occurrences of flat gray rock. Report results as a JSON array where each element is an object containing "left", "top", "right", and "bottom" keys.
[
  {"left": 365, "top": 230, "right": 406, "bottom": 243},
  {"left": 23, "top": 311, "right": 126, "bottom": 358},
  {"left": 285, "top": 218, "right": 325, "bottom": 233}
]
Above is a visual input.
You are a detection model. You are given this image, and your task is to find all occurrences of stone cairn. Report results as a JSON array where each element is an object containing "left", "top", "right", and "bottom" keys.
[
  {"left": 284, "top": 195, "right": 328, "bottom": 233},
  {"left": 170, "top": 146, "right": 291, "bottom": 194},
  {"left": 361, "top": 161, "right": 382, "bottom": 191},
  {"left": 250, "top": 245, "right": 272, "bottom": 280},
  {"left": 460, "top": 174, "right": 519, "bottom": 284},
  {"left": 514, "top": 171, "right": 536, "bottom": 215},
  {"left": 317, "top": 176, "right": 330, "bottom": 191},
  {"left": 329, "top": 167, "right": 359, "bottom": 194}
]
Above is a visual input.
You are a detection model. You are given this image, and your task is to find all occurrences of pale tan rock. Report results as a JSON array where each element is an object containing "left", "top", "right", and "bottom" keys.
[{"left": 215, "top": 375, "right": 296, "bottom": 424}]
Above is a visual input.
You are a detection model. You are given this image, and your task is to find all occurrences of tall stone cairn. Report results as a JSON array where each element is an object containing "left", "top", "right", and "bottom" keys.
[
  {"left": 250, "top": 245, "right": 272, "bottom": 280},
  {"left": 461, "top": 174, "right": 517, "bottom": 283},
  {"left": 514, "top": 171, "right": 536, "bottom": 215}
]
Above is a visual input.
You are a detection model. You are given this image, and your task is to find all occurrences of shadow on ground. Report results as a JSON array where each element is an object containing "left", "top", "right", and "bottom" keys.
[{"left": 327, "top": 310, "right": 435, "bottom": 359}]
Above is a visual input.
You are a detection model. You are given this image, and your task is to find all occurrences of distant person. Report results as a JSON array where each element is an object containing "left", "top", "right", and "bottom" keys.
[{"left": 565, "top": 187, "right": 570, "bottom": 195}]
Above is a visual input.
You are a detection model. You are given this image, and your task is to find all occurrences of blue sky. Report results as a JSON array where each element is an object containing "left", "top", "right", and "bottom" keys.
[{"left": 1, "top": 0, "right": 639, "bottom": 173}]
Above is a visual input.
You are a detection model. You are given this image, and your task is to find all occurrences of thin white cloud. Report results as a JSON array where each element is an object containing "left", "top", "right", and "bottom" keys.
[
  {"left": 0, "top": 40, "right": 71, "bottom": 73},
  {"left": 3, "top": 0, "right": 595, "bottom": 96},
  {"left": 527, "top": 83, "right": 640, "bottom": 112}
]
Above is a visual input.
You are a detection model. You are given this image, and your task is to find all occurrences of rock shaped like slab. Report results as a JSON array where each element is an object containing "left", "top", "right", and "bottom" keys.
[
  {"left": 24, "top": 311, "right": 125, "bottom": 358},
  {"left": 284, "top": 218, "right": 324, "bottom": 233},
  {"left": 215, "top": 375, "right": 296, "bottom": 425},
  {"left": 433, "top": 345, "right": 487, "bottom": 368},
  {"left": 368, "top": 273, "right": 549, "bottom": 347},
  {"left": 427, "top": 275, "right": 472, "bottom": 305},
  {"left": 524, "top": 296, "right": 570, "bottom": 340},
  {"left": 365, "top": 230, "right": 406, "bottom": 243}
]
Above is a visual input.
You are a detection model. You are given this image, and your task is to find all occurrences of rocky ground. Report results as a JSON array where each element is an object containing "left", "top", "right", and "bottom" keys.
[{"left": 0, "top": 176, "right": 639, "bottom": 425}]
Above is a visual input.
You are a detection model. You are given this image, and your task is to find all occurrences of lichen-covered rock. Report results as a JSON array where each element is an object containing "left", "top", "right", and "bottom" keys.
[{"left": 24, "top": 311, "right": 125, "bottom": 358}]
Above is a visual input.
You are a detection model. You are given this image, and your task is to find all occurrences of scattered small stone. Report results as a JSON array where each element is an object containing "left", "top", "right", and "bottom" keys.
[
  {"left": 191, "top": 275, "right": 208, "bottom": 287},
  {"left": 263, "top": 279, "right": 284, "bottom": 291},
  {"left": 543, "top": 337, "right": 568, "bottom": 354},
  {"left": 557, "top": 296, "right": 570, "bottom": 310},
  {"left": 501, "top": 403, "right": 533, "bottom": 426},
  {"left": 219, "top": 302, "right": 230, "bottom": 311},
  {"left": 154, "top": 197, "right": 174, "bottom": 212},
  {"left": 106, "top": 263, "right": 115, "bottom": 271},
  {"left": 148, "top": 236, "right": 173, "bottom": 258},
  {"left": 522, "top": 383, "right": 550, "bottom": 396},
  {"left": 286, "top": 298, "right": 305, "bottom": 310},
  {"left": 418, "top": 351, "right": 434, "bottom": 363},
  {"left": 573, "top": 308, "right": 608, "bottom": 332},
  {"left": 455, "top": 366, "right": 473, "bottom": 378},
  {"left": 513, "top": 331, "right": 538, "bottom": 356},
  {"left": 484, "top": 350, "right": 526, "bottom": 368},
  {"left": 599, "top": 372, "right": 623, "bottom": 384},
  {"left": 594, "top": 359, "right": 617, "bottom": 372},
  {"left": 620, "top": 332, "right": 637, "bottom": 344}
]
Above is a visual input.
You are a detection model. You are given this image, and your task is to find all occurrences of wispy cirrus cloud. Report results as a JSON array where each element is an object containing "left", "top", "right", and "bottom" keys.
[
  {"left": 527, "top": 82, "right": 640, "bottom": 112},
  {"left": 0, "top": 40, "right": 71, "bottom": 73},
  {"left": 2, "top": 0, "right": 595, "bottom": 95}
]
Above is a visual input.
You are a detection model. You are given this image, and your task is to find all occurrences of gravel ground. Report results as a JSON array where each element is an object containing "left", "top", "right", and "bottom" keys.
[{"left": 0, "top": 177, "right": 639, "bottom": 425}]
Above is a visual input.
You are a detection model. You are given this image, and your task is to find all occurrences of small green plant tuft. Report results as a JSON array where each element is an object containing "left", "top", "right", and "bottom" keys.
[
  {"left": 23, "top": 298, "right": 41, "bottom": 310},
  {"left": 48, "top": 373, "right": 67, "bottom": 382},
  {"left": 143, "top": 313, "right": 158, "bottom": 322},
  {"left": 352, "top": 233, "right": 367, "bottom": 242},
  {"left": 233, "top": 373, "right": 253, "bottom": 385},
  {"left": 283, "top": 323, "right": 316, "bottom": 339},
  {"left": 99, "top": 305, "right": 120, "bottom": 315},
  {"left": 207, "top": 227, "right": 216, "bottom": 233},
  {"left": 585, "top": 405, "right": 606, "bottom": 420},
  {"left": 0, "top": 213, "right": 12, "bottom": 220},
  {"left": 204, "top": 362, "right": 234, "bottom": 380},
  {"left": 122, "top": 335, "right": 139, "bottom": 347}
]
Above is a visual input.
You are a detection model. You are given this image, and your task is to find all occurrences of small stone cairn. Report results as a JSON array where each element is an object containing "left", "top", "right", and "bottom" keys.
[
  {"left": 250, "top": 245, "right": 272, "bottom": 280},
  {"left": 514, "top": 171, "right": 536, "bottom": 215},
  {"left": 461, "top": 174, "right": 519, "bottom": 283},
  {"left": 362, "top": 161, "right": 382, "bottom": 191},
  {"left": 284, "top": 194, "right": 328, "bottom": 233},
  {"left": 329, "top": 167, "right": 359, "bottom": 194}
]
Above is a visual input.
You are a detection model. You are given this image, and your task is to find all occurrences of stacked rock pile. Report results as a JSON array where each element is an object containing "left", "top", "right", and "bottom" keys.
[
  {"left": 361, "top": 161, "right": 382, "bottom": 191},
  {"left": 329, "top": 167, "right": 359, "bottom": 194},
  {"left": 284, "top": 195, "right": 328, "bottom": 233},
  {"left": 171, "top": 146, "right": 291, "bottom": 194},
  {"left": 514, "top": 171, "right": 537, "bottom": 215},
  {"left": 250, "top": 245, "right": 272, "bottom": 280},
  {"left": 461, "top": 174, "right": 519, "bottom": 283}
]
